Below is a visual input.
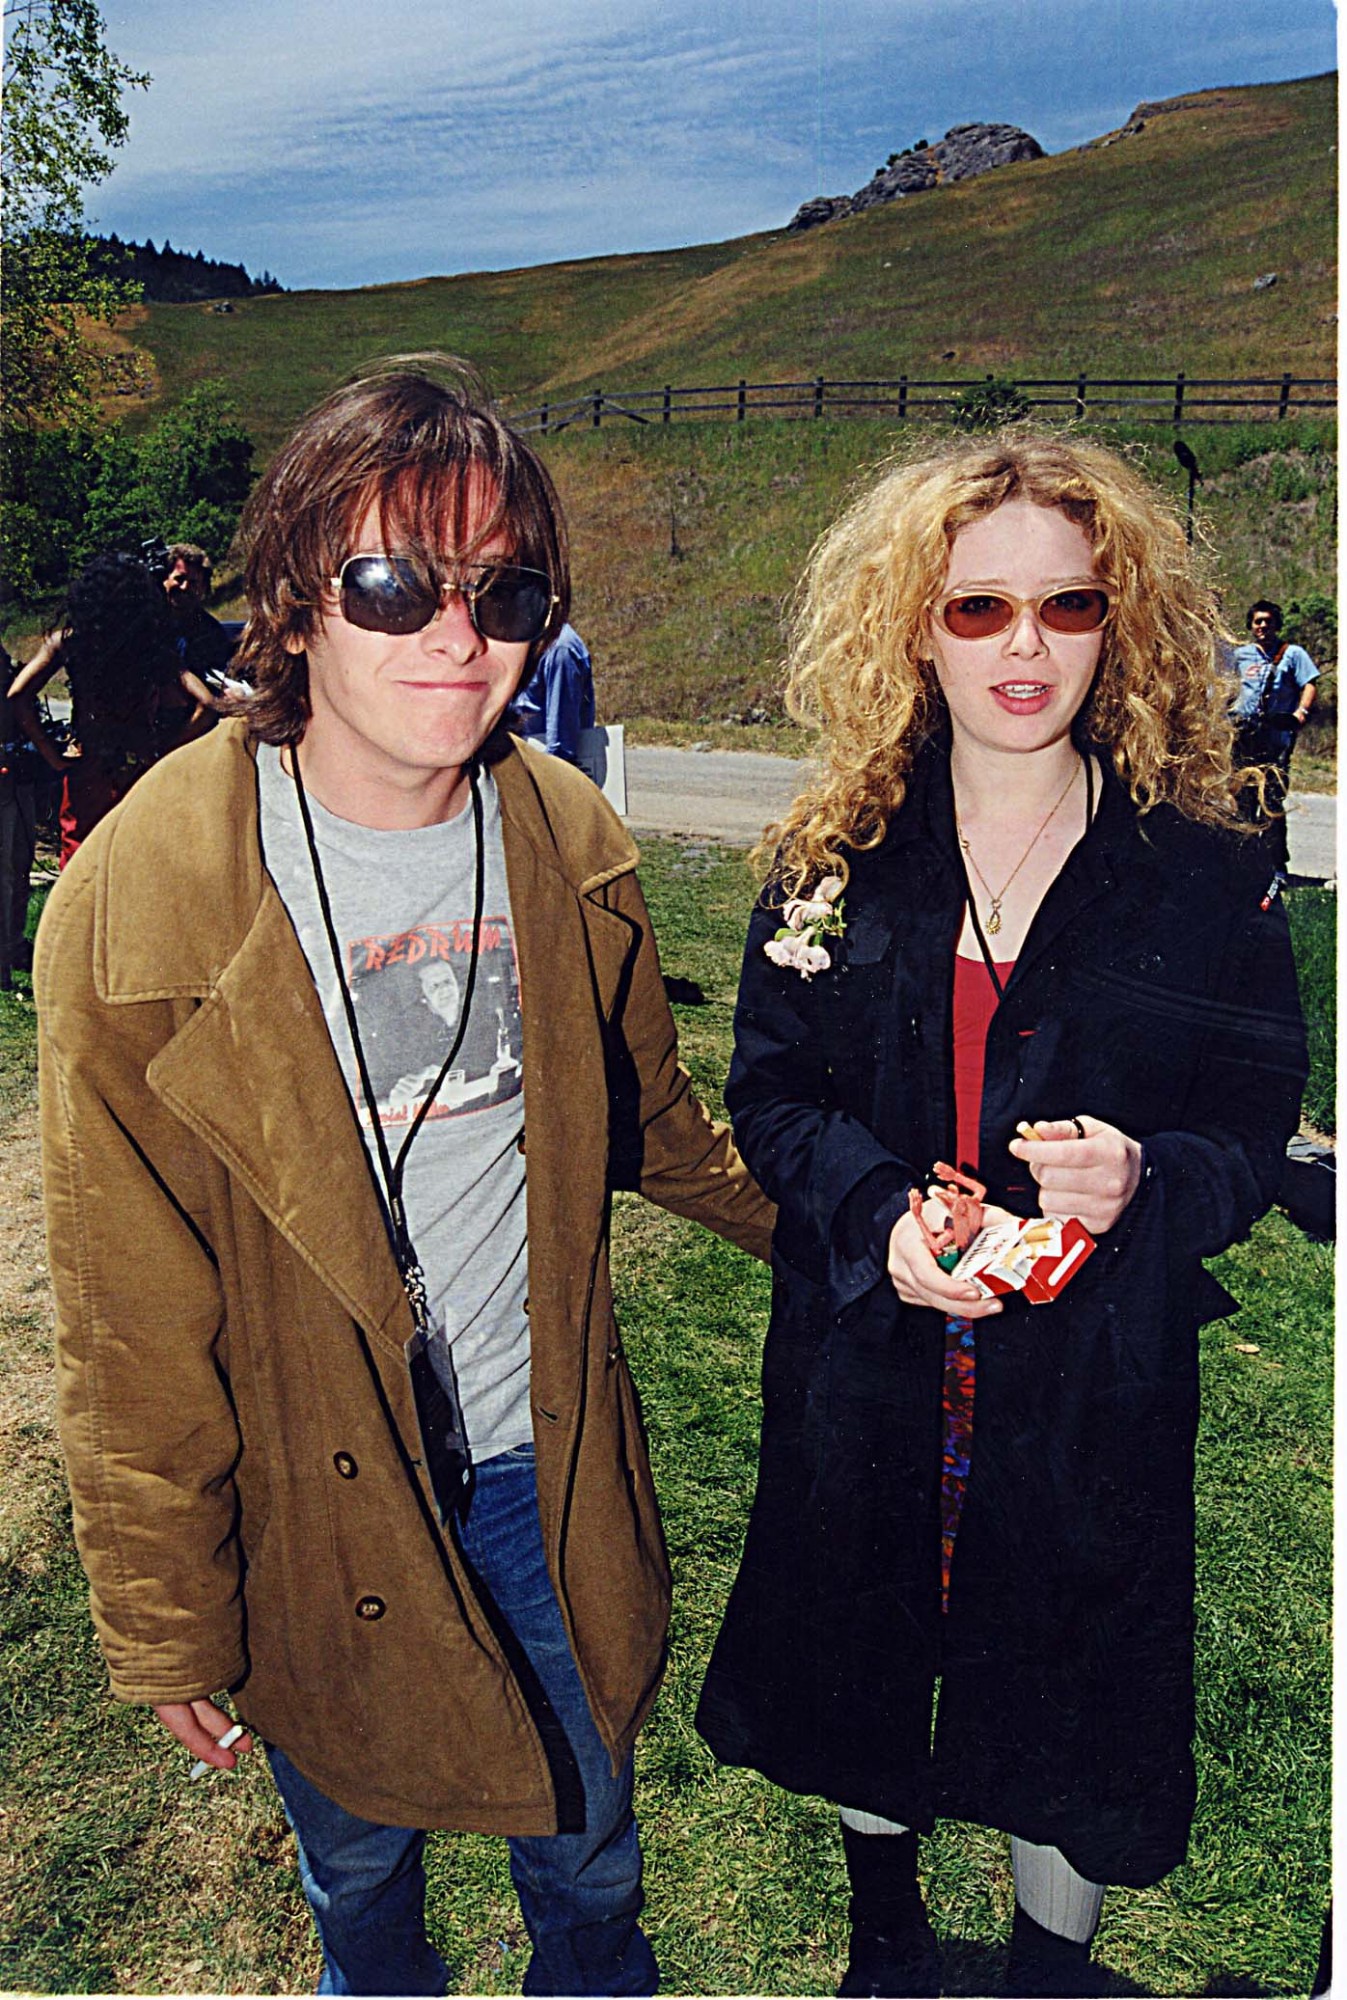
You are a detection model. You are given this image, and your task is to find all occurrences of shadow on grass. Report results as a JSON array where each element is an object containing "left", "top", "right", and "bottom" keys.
[
  {"left": 939, "top": 1937, "right": 1294, "bottom": 1998},
  {"left": 940, "top": 1935, "right": 1155, "bottom": 1996}
]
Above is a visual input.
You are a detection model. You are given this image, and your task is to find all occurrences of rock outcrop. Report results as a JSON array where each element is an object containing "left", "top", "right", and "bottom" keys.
[{"left": 787, "top": 121, "right": 1043, "bottom": 231}]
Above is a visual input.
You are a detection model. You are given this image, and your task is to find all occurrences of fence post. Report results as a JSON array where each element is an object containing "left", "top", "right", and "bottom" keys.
[
  {"left": 737, "top": 379, "right": 747, "bottom": 422},
  {"left": 1172, "top": 372, "right": 1185, "bottom": 426},
  {"left": 1075, "top": 373, "right": 1088, "bottom": 418},
  {"left": 814, "top": 375, "right": 824, "bottom": 419},
  {"left": 540, "top": 400, "right": 549, "bottom": 437},
  {"left": 592, "top": 390, "right": 602, "bottom": 430},
  {"left": 1278, "top": 372, "right": 1292, "bottom": 420},
  {"left": 662, "top": 385, "right": 671, "bottom": 424},
  {"left": 898, "top": 374, "right": 908, "bottom": 421}
]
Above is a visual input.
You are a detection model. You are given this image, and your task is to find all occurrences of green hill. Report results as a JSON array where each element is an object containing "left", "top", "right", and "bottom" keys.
[
  {"left": 93, "top": 73, "right": 1337, "bottom": 748},
  {"left": 124, "top": 72, "right": 1336, "bottom": 453}
]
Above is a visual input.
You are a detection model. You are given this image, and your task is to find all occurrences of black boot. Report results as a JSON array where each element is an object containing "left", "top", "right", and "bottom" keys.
[
  {"left": 1004, "top": 1904, "right": 1095, "bottom": 1997},
  {"left": 837, "top": 1824, "right": 940, "bottom": 1998}
]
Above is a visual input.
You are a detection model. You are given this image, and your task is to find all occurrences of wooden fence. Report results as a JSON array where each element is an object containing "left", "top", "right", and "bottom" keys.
[{"left": 513, "top": 372, "right": 1336, "bottom": 434}]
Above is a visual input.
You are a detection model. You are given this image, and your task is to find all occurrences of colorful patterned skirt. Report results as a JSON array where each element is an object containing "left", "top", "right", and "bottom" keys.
[{"left": 940, "top": 1315, "right": 977, "bottom": 1613}]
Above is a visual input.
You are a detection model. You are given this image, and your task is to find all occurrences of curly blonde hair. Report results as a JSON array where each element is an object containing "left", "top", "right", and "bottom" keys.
[{"left": 763, "top": 428, "right": 1251, "bottom": 893}]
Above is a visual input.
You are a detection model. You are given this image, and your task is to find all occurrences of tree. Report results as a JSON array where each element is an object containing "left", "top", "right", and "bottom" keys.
[
  {"left": 2, "top": 0, "right": 149, "bottom": 424},
  {"left": 82, "top": 384, "right": 255, "bottom": 563},
  {"left": 0, "top": 386, "right": 255, "bottom": 609}
]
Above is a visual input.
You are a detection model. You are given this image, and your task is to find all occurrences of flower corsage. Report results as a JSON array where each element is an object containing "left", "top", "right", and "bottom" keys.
[{"left": 763, "top": 875, "right": 846, "bottom": 979}]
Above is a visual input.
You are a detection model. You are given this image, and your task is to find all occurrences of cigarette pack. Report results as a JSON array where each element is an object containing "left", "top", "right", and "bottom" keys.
[{"left": 950, "top": 1214, "right": 1096, "bottom": 1304}]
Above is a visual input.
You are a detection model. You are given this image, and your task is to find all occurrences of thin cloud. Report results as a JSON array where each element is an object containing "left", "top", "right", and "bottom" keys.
[{"left": 93, "top": 0, "right": 1337, "bottom": 287}]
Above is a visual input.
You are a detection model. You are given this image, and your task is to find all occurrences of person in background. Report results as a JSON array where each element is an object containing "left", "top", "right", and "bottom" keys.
[
  {"left": 1228, "top": 599, "right": 1319, "bottom": 870},
  {"left": 696, "top": 432, "right": 1306, "bottom": 1998},
  {"left": 511, "top": 619, "right": 595, "bottom": 763},
  {"left": 9, "top": 552, "right": 179, "bottom": 868},
  {"left": 162, "top": 542, "right": 237, "bottom": 695},
  {"left": 0, "top": 648, "right": 39, "bottom": 988},
  {"left": 152, "top": 541, "right": 240, "bottom": 743}
]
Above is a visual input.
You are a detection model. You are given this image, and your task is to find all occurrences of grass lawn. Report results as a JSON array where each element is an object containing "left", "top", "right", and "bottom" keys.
[{"left": 0, "top": 854, "right": 1332, "bottom": 1995}]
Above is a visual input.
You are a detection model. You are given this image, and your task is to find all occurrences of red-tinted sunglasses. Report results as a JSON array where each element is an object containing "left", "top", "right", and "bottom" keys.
[{"left": 933, "top": 585, "right": 1115, "bottom": 641}]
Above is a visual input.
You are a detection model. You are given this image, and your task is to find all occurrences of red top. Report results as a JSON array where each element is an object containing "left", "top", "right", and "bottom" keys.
[{"left": 952, "top": 953, "right": 1015, "bottom": 1173}]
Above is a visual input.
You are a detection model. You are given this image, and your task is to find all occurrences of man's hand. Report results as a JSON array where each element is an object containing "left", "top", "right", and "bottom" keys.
[
  {"left": 886, "top": 1201, "right": 1008, "bottom": 1317},
  {"left": 1007, "top": 1115, "right": 1143, "bottom": 1234},
  {"left": 152, "top": 1697, "right": 254, "bottom": 1770}
]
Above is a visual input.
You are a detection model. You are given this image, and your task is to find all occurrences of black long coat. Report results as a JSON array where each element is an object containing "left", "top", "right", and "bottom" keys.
[{"left": 696, "top": 743, "right": 1307, "bottom": 1886}]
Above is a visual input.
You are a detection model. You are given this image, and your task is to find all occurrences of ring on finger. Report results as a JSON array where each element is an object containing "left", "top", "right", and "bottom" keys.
[{"left": 1070, "top": 1115, "right": 1086, "bottom": 1140}]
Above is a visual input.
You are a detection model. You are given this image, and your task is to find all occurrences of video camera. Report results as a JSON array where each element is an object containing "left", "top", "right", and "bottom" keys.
[{"left": 137, "top": 537, "right": 173, "bottom": 587}]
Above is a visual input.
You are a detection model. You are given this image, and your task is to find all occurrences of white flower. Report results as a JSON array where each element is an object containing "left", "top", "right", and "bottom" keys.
[{"left": 764, "top": 877, "right": 847, "bottom": 979}]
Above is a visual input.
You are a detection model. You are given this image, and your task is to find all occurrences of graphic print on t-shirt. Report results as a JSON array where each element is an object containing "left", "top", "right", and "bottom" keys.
[{"left": 346, "top": 920, "right": 523, "bottom": 1127}]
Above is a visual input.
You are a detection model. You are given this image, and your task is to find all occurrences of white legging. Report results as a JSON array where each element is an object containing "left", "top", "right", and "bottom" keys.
[{"left": 838, "top": 1808, "right": 1106, "bottom": 1945}]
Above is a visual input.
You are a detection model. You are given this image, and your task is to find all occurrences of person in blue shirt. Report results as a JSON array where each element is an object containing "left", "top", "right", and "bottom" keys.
[
  {"left": 1229, "top": 600, "right": 1319, "bottom": 869},
  {"left": 511, "top": 621, "right": 595, "bottom": 763}
]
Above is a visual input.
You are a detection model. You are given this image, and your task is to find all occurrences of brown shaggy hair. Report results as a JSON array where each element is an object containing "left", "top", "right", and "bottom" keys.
[
  {"left": 167, "top": 542, "right": 212, "bottom": 578},
  {"left": 226, "top": 354, "right": 569, "bottom": 744},
  {"left": 762, "top": 428, "right": 1253, "bottom": 894}
]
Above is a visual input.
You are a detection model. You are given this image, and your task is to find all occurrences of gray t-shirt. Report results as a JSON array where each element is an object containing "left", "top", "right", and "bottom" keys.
[{"left": 257, "top": 745, "right": 531, "bottom": 1462}]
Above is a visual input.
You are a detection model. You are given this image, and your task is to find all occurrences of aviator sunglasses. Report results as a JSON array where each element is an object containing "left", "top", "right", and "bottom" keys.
[
  {"left": 331, "top": 553, "right": 558, "bottom": 644},
  {"left": 932, "top": 584, "right": 1115, "bottom": 641}
]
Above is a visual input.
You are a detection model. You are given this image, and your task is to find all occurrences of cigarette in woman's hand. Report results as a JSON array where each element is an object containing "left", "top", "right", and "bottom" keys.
[
  {"left": 189, "top": 1722, "right": 245, "bottom": 1780},
  {"left": 1015, "top": 1120, "right": 1044, "bottom": 1143}
]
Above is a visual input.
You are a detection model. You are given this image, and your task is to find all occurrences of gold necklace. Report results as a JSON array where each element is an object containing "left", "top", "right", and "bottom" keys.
[{"left": 956, "top": 759, "right": 1082, "bottom": 936}]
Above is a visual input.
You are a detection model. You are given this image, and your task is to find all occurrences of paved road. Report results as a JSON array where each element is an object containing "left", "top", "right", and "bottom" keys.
[
  {"left": 28, "top": 720, "right": 1338, "bottom": 879},
  {"left": 625, "top": 745, "right": 1338, "bottom": 881}
]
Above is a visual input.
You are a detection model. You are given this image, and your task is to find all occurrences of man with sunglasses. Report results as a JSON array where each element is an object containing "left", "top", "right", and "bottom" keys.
[{"left": 36, "top": 356, "right": 773, "bottom": 1996}]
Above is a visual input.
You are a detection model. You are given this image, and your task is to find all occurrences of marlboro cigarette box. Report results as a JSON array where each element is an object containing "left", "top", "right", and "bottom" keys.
[{"left": 951, "top": 1214, "right": 1096, "bottom": 1304}]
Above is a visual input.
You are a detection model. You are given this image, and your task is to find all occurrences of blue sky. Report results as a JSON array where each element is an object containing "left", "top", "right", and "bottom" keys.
[{"left": 94, "top": 0, "right": 1337, "bottom": 292}]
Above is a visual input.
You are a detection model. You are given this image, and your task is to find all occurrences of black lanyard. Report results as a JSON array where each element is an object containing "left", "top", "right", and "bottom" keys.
[
  {"left": 959, "top": 754, "right": 1095, "bottom": 1004},
  {"left": 291, "top": 752, "right": 486, "bottom": 1328}
]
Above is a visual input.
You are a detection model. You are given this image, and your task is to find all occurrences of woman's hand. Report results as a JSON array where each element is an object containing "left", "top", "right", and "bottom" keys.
[
  {"left": 1007, "top": 1115, "right": 1143, "bottom": 1234},
  {"left": 886, "top": 1202, "right": 1008, "bottom": 1317}
]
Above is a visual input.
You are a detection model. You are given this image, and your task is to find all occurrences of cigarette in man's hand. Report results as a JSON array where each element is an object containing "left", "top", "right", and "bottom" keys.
[
  {"left": 189, "top": 1722, "right": 245, "bottom": 1780},
  {"left": 1015, "top": 1120, "right": 1044, "bottom": 1143}
]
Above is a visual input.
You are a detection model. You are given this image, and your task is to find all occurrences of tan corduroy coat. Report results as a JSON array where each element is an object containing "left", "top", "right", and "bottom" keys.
[{"left": 37, "top": 721, "right": 773, "bottom": 1832}]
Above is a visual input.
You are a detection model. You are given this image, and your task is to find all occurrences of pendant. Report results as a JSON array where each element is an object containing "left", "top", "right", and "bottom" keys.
[{"left": 986, "top": 904, "right": 1003, "bottom": 935}]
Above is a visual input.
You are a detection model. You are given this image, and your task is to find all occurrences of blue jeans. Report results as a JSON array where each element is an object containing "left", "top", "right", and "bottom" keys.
[{"left": 267, "top": 1445, "right": 658, "bottom": 1996}]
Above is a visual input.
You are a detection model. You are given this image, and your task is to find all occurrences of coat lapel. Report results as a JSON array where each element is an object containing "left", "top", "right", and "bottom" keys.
[
  {"left": 146, "top": 882, "right": 409, "bottom": 1350},
  {"left": 91, "top": 723, "right": 409, "bottom": 1351},
  {"left": 492, "top": 749, "right": 635, "bottom": 1420}
]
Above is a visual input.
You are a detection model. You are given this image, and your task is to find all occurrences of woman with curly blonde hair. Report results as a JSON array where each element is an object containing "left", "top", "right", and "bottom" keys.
[{"left": 697, "top": 432, "right": 1305, "bottom": 1996}]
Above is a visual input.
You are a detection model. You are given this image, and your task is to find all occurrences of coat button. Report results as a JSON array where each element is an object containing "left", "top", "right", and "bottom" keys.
[
  {"left": 522, "top": 1297, "right": 530, "bottom": 1316},
  {"left": 354, "top": 1595, "right": 386, "bottom": 1621},
  {"left": 516, "top": 1131, "right": 526, "bottom": 1154},
  {"left": 333, "top": 1452, "right": 358, "bottom": 1479}
]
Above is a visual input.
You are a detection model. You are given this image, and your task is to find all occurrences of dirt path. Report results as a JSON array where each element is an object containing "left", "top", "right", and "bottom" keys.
[{"left": 0, "top": 1097, "right": 61, "bottom": 1575}]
